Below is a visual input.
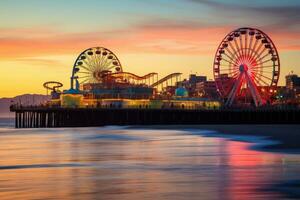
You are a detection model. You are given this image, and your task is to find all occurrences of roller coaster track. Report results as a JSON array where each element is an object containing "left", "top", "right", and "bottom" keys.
[
  {"left": 150, "top": 73, "right": 182, "bottom": 88},
  {"left": 110, "top": 72, "right": 158, "bottom": 80}
]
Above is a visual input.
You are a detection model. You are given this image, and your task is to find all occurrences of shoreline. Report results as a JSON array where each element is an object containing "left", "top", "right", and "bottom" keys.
[
  {"left": 1, "top": 120, "right": 300, "bottom": 153},
  {"left": 127, "top": 124, "right": 300, "bottom": 153}
]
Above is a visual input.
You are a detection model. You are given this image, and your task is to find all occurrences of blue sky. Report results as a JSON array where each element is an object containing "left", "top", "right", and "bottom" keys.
[{"left": 1, "top": 0, "right": 299, "bottom": 31}]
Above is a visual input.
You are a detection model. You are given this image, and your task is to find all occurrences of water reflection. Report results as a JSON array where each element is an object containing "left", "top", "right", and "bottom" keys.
[{"left": 0, "top": 127, "right": 299, "bottom": 199}]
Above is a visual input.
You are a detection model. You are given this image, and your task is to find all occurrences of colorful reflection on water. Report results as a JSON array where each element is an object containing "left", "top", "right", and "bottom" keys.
[{"left": 0, "top": 127, "right": 299, "bottom": 200}]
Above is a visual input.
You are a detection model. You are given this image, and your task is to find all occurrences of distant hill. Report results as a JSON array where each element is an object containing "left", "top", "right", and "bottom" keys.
[{"left": 0, "top": 94, "right": 50, "bottom": 118}]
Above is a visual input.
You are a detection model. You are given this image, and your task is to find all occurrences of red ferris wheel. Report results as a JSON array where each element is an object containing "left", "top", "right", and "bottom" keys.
[{"left": 213, "top": 27, "right": 280, "bottom": 107}]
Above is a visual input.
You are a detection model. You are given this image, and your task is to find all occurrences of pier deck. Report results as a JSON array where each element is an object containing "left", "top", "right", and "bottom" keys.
[{"left": 10, "top": 106, "right": 300, "bottom": 128}]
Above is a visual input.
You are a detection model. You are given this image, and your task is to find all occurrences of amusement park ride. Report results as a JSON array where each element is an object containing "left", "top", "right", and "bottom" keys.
[
  {"left": 69, "top": 47, "right": 181, "bottom": 92},
  {"left": 44, "top": 27, "right": 280, "bottom": 108},
  {"left": 12, "top": 27, "right": 299, "bottom": 128},
  {"left": 43, "top": 81, "right": 63, "bottom": 94},
  {"left": 213, "top": 27, "right": 280, "bottom": 107}
]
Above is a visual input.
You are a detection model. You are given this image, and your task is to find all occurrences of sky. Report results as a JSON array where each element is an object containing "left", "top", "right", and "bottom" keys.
[{"left": 0, "top": 0, "right": 300, "bottom": 97}]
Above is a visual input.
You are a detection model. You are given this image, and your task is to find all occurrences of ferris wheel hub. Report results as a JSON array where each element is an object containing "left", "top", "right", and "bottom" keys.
[{"left": 239, "top": 64, "right": 248, "bottom": 72}]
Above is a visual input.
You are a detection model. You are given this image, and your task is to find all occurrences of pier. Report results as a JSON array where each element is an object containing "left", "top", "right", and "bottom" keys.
[{"left": 10, "top": 106, "right": 300, "bottom": 128}]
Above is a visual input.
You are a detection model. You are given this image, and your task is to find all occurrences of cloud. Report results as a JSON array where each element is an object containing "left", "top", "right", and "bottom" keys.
[
  {"left": 0, "top": 22, "right": 228, "bottom": 58},
  {"left": 14, "top": 58, "right": 64, "bottom": 67},
  {"left": 185, "top": 0, "right": 300, "bottom": 30},
  {"left": 0, "top": 16, "right": 299, "bottom": 60}
]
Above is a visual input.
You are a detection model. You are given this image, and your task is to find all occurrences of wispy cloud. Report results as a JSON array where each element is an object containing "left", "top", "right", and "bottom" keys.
[
  {"left": 0, "top": 16, "right": 299, "bottom": 60},
  {"left": 0, "top": 22, "right": 228, "bottom": 58},
  {"left": 185, "top": 0, "right": 300, "bottom": 30},
  {"left": 14, "top": 57, "right": 64, "bottom": 67}
]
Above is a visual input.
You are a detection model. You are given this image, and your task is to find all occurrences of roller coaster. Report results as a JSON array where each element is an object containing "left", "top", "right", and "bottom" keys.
[
  {"left": 107, "top": 71, "right": 181, "bottom": 89},
  {"left": 68, "top": 46, "right": 183, "bottom": 92},
  {"left": 151, "top": 73, "right": 182, "bottom": 88},
  {"left": 109, "top": 72, "right": 158, "bottom": 85}
]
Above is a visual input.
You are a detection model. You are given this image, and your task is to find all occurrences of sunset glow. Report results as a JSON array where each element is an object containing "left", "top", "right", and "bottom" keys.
[{"left": 1, "top": 0, "right": 300, "bottom": 97}]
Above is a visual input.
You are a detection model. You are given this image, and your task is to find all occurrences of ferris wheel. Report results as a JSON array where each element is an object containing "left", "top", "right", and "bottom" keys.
[
  {"left": 213, "top": 27, "right": 280, "bottom": 107},
  {"left": 71, "top": 47, "right": 122, "bottom": 89}
]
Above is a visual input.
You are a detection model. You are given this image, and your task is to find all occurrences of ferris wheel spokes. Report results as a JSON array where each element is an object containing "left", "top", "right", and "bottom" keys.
[
  {"left": 225, "top": 72, "right": 244, "bottom": 106},
  {"left": 71, "top": 47, "right": 123, "bottom": 89},
  {"left": 214, "top": 27, "right": 280, "bottom": 107}
]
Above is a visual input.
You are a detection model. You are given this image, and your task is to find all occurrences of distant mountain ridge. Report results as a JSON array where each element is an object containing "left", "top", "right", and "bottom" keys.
[{"left": 0, "top": 94, "right": 50, "bottom": 118}]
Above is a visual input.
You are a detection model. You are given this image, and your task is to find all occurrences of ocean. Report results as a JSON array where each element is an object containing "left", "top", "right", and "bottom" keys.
[{"left": 0, "top": 118, "right": 299, "bottom": 199}]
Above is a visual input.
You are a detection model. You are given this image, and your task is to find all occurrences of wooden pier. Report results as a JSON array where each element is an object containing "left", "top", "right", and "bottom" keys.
[{"left": 10, "top": 106, "right": 300, "bottom": 128}]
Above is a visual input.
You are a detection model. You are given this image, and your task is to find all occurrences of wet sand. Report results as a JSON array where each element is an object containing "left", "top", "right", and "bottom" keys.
[
  {"left": 1, "top": 121, "right": 300, "bottom": 199},
  {"left": 128, "top": 124, "right": 300, "bottom": 199},
  {"left": 0, "top": 125, "right": 297, "bottom": 199},
  {"left": 129, "top": 124, "right": 300, "bottom": 152}
]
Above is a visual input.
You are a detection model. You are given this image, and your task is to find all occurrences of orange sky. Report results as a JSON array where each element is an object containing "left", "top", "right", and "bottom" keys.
[{"left": 1, "top": 0, "right": 300, "bottom": 97}]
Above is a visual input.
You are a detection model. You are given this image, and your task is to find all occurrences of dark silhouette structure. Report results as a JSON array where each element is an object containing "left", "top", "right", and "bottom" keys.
[{"left": 10, "top": 106, "right": 300, "bottom": 128}]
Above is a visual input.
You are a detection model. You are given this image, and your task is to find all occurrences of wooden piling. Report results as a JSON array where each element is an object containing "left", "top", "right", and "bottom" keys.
[{"left": 11, "top": 107, "right": 300, "bottom": 128}]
